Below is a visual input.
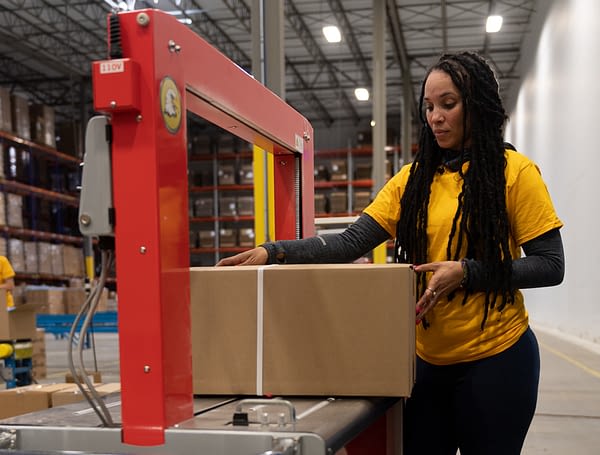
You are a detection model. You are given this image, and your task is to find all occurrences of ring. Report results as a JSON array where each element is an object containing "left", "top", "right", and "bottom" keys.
[{"left": 427, "top": 287, "right": 437, "bottom": 297}]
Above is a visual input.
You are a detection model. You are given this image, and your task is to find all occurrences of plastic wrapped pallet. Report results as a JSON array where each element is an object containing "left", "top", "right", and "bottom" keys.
[
  {"left": 37, "top": 242, "right": 53, "bottom": 275},
  {"left": 50, "top": 244, "right": 64, "bottom": 276},
  {"left": 8, "top": 238, "right": 25, "bottom": 273},
  {"left": 24, "top": 241, "right": 39, "bottom": 274},
  {"left": 6, "top": 193, "right": 23, "bottom": 228}
]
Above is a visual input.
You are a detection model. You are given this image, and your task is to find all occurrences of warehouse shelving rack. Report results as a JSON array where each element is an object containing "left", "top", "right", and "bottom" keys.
[{"left": 0, "top": 129, "right": 85, "bottom": 284}]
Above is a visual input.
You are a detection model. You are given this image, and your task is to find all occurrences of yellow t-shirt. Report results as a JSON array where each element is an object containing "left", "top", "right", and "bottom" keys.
[
  {"left": 364, "top": 150, "right": 563, "bottom": 365},
  {"left": 0, "top": 256, "right": 15, "bottom": 310}
]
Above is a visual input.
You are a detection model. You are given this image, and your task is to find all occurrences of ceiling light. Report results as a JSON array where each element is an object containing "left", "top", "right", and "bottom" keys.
[
  {"left": 486, "top": 15, "right": 503, "bottom": 33},
  {"left": 322, "top": 25, "right": 341, "bottom": 43},
  {"left": 355, "top": 88, "right": 369, "bottom": 101}
]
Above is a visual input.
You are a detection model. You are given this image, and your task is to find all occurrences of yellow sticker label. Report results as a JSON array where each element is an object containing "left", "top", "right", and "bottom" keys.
[{"left": 160, "top": 77, "right": 182, "bottom": 134}]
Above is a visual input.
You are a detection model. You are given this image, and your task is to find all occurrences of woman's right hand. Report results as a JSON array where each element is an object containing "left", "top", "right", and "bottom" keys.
[{"left": 215, "top": 246, "right": 268, "bottom": 266}]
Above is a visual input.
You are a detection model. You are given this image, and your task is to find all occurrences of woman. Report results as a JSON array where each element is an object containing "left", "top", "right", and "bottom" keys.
[
  {"left": 217, "top": 51, "right": 564, "bottom": 454},
  {"left": 0, "top": 255, "right": 16, "bottom": 310}
]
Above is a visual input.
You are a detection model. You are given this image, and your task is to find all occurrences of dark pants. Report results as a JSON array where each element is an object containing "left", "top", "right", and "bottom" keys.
[{"left": 404, "top": 327, "right": 540, "bottom": 455}]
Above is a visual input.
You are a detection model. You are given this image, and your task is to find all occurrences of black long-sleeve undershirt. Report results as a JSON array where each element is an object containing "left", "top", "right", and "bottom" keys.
[{"left": 261, "top": 213, "right": 564, "bottom": 290}]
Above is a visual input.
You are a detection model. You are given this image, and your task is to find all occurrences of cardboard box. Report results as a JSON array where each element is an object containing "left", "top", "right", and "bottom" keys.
[
  {"left": 0, "top": 87, "right": 12, "bottom": 132},
  {"left": 11, "top": 94, "right": 30, "bottom": 140},
  {"left": 237, "top": 196, "right": 254, "bottom": 215},
  {"left": 190, "top": 264, "right": 415, "bottom": 397},
  {"left": 353, "top": 191, "right": 372, "bottom": 212},
  {"left": 51, "top": 382, "right": 105, "bottom": 407},
  {"left": 218, "top": 228, "right": 237, "bottom": 247},
  {"left": 29, "top": 104, "right": 56, "bottom": 148},
  {"left": 219, "top": 196, "right": 237, "bottom": 216},
  {"left": 329, "top": 191, "right": 348, "bottom": 213},
  {"left": 314, "top": 193, "right": 327, "bottom": 213},
  {"left": 193, "top": 197, "right": 213, "bottom": 217},
  {"left": 64, "top": 287, "right": 86, "bottom": 314},
  {"left": 24, "top": 241, "right": 39, "bottom": 274},
  {"left": 6, "top": 193, "right": 23, "bottom": 228},
  {"left": 65, "top": 371, "right": 102, "bottom": 384},
  {"left": 0, "top": 193, "right": 5, "bottom": 226},
  {"left": 25, "top": 287, "right": 65, "bottom": 314},
  {"left": 0, "top": 386, "right": 49, "bottom": 419},
  {"left": 8, "top": 238, "right": 25, "bottom": 273},
  {"left": 0, "top": 293, "right": 38, "bottom": 340}
]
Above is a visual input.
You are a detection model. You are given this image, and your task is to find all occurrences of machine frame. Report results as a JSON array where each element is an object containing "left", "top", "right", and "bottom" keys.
[{"left": 89, "top": 9, "right": 314, "bottom": 445}]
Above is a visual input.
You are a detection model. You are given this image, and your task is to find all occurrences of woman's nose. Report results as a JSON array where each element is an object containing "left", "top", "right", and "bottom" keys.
[{"left": 429, "top": 107, "right": 444, "bottom": 123}]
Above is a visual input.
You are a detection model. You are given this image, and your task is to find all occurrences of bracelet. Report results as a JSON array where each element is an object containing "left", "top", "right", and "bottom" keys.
[{"left": 459, "top": 258, "right": 469, "bottom": 289}]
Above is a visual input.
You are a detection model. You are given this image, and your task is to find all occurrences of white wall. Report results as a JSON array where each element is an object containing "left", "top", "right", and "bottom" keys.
[{"left": 506, "top": 0, "right": 600, "bottom": 344}]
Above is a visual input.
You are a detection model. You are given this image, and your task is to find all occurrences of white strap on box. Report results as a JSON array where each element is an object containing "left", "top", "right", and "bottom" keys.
[{"left": 256, "top": 265, "right": 277, "bottom": 396}]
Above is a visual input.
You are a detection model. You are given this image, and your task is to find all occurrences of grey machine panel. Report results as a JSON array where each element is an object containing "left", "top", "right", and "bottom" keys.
[
  {"left": 0, "top": 394, "right": 401, "bottom": 455},
  {"left": 78, "top": 115, "right": 114, "bottom": 237}
]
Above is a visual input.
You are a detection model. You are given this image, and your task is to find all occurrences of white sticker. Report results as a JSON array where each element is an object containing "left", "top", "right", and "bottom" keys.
[
  {"left": 99, "top": 59, "right": 125, "bottom": 74},
  {"left": 295, "top": 133, "right": 304, "bottom": 154}
]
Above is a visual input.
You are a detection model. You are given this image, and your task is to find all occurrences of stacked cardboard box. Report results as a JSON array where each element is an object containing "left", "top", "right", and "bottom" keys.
[
  {"left": 24, "top": 241, "right": 38, "bottom": 274},
  {"left": 62, "top": 245, "right": 84, "bottom": 277},
  {"left": 10, "top": 94, "right": 30, "bottom": 140},
  {"left": 329, "top": 159, "right": 348, "bottom": 181},
  {"left": 37, "top": 242, "right": 53, "bottom": 275},
  {"left": 315, "top": 193, "right": 327, "bottom": 213},
  {"left": 237, "top": 196, "right": 254, "bottom": 215},
  {"left": 354, "top": 162, "right": 372, "bottom": 180},
  {"left": 0, "top": 237, "right": 6, "bottom": 257},
  {"left": 193, "top": 197, "right": 213, "bottom": 217},
  {"left": 50, "top": 244, "right": 64, "bottom": 276},
  {"left": 219, "top": 228, "right": 237, "bottom": 247},
  {"left": 238, "top": 228, "right": 255, "bottom": 247},
  {"left": 238, "top": 163, "right": 253, "bottom": 184},
  {"left": 6, "top": 193, "right": 23, "bottom": 228},
  {"left": 0, "top": 293, "right": 38, "bottom": 340},
  {"left": 217, "top": 164, "right": 236, "bottom": 185},
  {"left": 353, "top": 191, "right": 372, "bottom": 212},
  {"left": 8, "top": 238, "right": 25, "bottom": 273},
  {"left": 25, "top": 286, "right": 65, "bottom": 314},
  {"left": 197, "top": 230, "right": 216, "bottom": 248},
  {"left": 0, "top": 382, "right": 121, "bottom": 420},
  {"left": 29, "top": 104, "right": 56, "bottom": 148},
  {"left": 219, "top": 196, "right": 237, "bottom": 216},
  {"left": 0, "top": 87, "right": 12, "bottom": 132},
  {"left": 0, "top": 193, "right": 5, "bottom": 226},
  {"left": 31, "top": 328, "right": 47, "bottom": 380},
  {"left": 329, "top": 191, "right": 348, "bottom": 213}
]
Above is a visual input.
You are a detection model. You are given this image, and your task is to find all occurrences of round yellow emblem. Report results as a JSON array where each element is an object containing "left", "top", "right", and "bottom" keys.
[{"left": 160, "top": 77, "right": 182, "bottom": 134}]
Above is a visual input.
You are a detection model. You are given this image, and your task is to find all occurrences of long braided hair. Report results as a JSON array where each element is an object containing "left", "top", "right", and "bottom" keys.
[{"left": 395, "top": 51, "right": 514, "bottom": 329}]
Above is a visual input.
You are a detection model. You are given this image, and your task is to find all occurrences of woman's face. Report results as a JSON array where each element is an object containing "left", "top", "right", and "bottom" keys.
[{"left": 423, "top": 70, "right": 467, "bottom": 150}]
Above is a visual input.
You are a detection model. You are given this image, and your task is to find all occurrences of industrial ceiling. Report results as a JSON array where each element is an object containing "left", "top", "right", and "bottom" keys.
[{"left": 0, "top": 0, "right": 537, "bottom": 143}]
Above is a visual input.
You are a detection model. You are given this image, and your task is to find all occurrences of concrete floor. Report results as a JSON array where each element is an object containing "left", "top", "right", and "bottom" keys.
[{"left": 37, "top": 325, "right": 600, "bottom": 454}]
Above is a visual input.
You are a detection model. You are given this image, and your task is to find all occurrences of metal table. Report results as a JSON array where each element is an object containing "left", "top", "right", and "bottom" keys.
[{"left": 0, "top": 393, "right": 402, "bottom": 454}]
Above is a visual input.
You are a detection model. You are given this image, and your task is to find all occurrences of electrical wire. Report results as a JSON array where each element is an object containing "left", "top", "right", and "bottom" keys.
[{"left": 67, "top": 249, "right": 115, "bottom": 427}]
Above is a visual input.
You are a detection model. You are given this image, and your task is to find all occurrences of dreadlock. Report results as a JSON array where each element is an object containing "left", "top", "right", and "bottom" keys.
[{"left": 394, "top": 51, "right": 514, "bottom": 329}]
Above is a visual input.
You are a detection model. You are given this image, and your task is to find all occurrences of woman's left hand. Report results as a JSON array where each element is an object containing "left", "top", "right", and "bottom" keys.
[{"left": 413, "top": 261, "right": 464, "bottom": 322}]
